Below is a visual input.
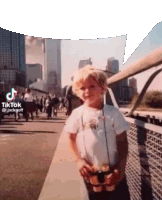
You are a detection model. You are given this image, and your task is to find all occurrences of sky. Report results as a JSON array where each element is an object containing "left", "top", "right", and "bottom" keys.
[
  {"left": 122, "top": 22, "right": 162, "bottom": 92},
  {"left": 25, "top": 24, "right": 162, "bottom": 92},
  {"left": 61, "top": 37, "right": 126, "bottom": 86},
  {"left": 25, "top": 35, "right": 127, "bottom": 87}
]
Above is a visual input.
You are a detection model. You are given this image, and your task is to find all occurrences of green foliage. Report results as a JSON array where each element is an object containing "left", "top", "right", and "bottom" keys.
[
  {"left": 143, "top": 90, "right": 162, "bottom": 108},
  {"left": 129, "top": 90, "right": 162, "bottom": 109}
]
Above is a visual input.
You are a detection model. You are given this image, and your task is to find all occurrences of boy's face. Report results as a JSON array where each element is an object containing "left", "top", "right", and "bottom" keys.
[{"left": 79, "top": 76, "right": 105, "bottom": 108}]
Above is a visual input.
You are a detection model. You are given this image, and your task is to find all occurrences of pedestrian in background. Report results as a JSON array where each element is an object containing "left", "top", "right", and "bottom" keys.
[
  {"left": 0, "top": 91, "right": 6, "bottom": 102},
  {"left": 44, "top": 96, "right": 48, "bottom": 113},
  {"left": 35, "top": 96, "right": 40, "bottom": 117},
  {"left": 40, "top": 96, "right": 44, "bottom": 112},
  {"left": 24, "top": 88, "right": 34, "bottom": 120},
  {"left": 13, "top": 91, "right": 21, "bottom": 120},
  {"left": 51, "top": 94, "right": 59, "bottom": 117},
  {"left": 21, "top": 92, "right": 25, "bottom": 100},
  {"left": 0, "top": 91, "right": 7, "bottom": 121},
  {"left": 46, "top": 95, "right": 52, "bottom": 119},
  {"left": 21, "top": 92, "right": 26, "bottom": 117},
  {"left": 65, "top": 77, "right": 83, "bottom": 116}
]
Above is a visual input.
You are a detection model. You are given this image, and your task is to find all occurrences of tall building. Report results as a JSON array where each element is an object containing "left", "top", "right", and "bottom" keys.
[
  {"left": 129, "top": 77, "right": 138, "bottom": 95},
  {"left": 26, "top": 63, "right": 42, "bottom": 87},
  {"left": 44, "top": 39, "right": 61, "bottom": 94},
  {"left": 47, "top": 70, "right": 60, "bottom": 93},
  {"left": 0, "top": 68, "right": 26, "bottom": 86},
  {"left": 119, "top": 78, "right": 130, "bottom": 101},
  {"left": 0, "top": 27, "right": 26, "bottom": 87},
  {"left": 105, "top": 57, "right": 121, "bottom": 103},
  {"left": 78, "top": 58, "right": 92, "bottom": 69},
  {"left": 106, "top": 57, "right": 119, "bottom": 77}
]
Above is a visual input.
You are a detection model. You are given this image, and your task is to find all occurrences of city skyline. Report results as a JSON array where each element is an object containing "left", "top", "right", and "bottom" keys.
[
  {"left": 26, "top": 63, "right": 43, "bottom": 87},
  {"left": 44, "top": 39, "right": 61, "bottom": 91},
  {"left": 25, "top": 36, "right": 126, "bottom": 88},
  {"left": 27, "top": 22, "right": 162, "bottom": 92},
  {"left": 123, "top": 22, "right": 162, "bottom": 93},
  {"left": 0, "top": 27, "right": 26, "bottom": 87}
]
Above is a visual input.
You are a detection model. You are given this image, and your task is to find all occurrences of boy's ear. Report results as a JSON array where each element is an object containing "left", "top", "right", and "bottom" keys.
[{"left": 101, "top": 87, "right": 107, "bottom": 94}]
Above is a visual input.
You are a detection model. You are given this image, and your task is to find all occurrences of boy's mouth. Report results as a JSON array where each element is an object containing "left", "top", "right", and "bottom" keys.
[{"left": 85, "top": 95, "right": 93, "bottom": 98}]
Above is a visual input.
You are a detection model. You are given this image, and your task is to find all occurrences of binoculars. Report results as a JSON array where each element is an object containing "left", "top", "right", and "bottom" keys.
[
  {"left": 90, "top": 168, "right": 114, "bottom": 183},
  {"left": 88, "top": 167, "right": 116, "bottom": 192}
]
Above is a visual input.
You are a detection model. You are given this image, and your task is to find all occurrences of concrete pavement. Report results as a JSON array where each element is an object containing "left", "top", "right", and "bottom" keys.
[
  {"left": 38, "top": 121, "right": 89, "bottom": 200},
  {"left": 0, "top": 111, "right": 89, "bottom": 200}
]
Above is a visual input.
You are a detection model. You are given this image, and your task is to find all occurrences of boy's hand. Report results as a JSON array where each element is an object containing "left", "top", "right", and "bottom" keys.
[
  {"left": 105, "top": 173, "right": 116, "bottom": 185},
  {"left": 114, "top": 169, "right": 121, "bottom": 181},
  {"left": 76, "top": 158, "right": 92, "bottom": 179},
  {"left": 105, "top": 169, "right": 121, "bottom": 185}
]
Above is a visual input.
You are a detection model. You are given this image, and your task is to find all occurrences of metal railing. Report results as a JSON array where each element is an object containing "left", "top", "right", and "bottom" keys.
[
  {"left": 106, "top": 47, "right": 162, "bottom": 200},
  {"left": 125, "top": 117, "right": 162, "bottom": 200}
]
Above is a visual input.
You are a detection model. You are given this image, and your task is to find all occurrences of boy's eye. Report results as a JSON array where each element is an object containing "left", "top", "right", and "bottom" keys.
[
  {"left": 80, "top": 87, "right": 85, "bottom": 90},
  {"left": 90, "top": 85, "right": 95, "bottom": 89}
]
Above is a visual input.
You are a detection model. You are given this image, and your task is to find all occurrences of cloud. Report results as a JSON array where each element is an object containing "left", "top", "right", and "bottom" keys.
[
  {"left": 25, "top": 36, "right": 43, "bottom": 47},
  {"left": 25, "top": 36, "right": 44, "bottom": 65},
  {"left": 25, "top": 36, "right": 44, "bottom": 48}
]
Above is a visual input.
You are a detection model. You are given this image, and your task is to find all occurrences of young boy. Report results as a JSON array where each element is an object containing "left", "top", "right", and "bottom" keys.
[{"left": 65, "top": 65, "right": 130, "bottom": 200}]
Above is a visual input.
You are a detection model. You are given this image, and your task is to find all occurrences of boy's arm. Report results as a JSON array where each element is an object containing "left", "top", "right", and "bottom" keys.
[
  {"left": 114, "top": 131, "right": 129, "bottom": 185},
  {"left": 68, "top": 132, "right": 92, "bottom": 178},
  {"left": 68, "top": 132, "right": 82, "bottom": 161}
]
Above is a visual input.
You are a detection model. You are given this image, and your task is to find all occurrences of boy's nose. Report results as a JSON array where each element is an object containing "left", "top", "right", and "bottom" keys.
[{"left": 85, "top": 88, "right": 90, "bottom": 93}]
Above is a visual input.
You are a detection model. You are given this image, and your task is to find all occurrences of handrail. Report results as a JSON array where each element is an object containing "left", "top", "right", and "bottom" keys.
[
  {"left": 107, "top": 47, "right": 162, "bottom": 86},
  {"left": 125, "top": 68, "right": 162, "bottom": 116},
  {"left": 125, "top": 116, "right": 162, "bottom": 134}
]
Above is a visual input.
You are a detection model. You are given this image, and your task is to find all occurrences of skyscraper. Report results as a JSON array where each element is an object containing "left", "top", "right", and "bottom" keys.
[
  {"left": 26, "top": 63, "right": 42, "bottom": 87},
  {"left": 129, "top": 77, "right": 138, "bottom": 95},
  {"left": 0, "top": 28, "right": 26, "bottom": 71},
  {"left": 44, "top": 39, "right": 61, "bottom": 94},
  {"left": 105, "top": 57, "right": 120, "bottom": 103},
  {"left": 106, "top": 57, "right": 119, "bottom": 77},
  {"left": 0, "top": 27, "right": 26, "bottom": 86},
  {"left": 78, "top": 58, "right": 92, "bottom": 69}
]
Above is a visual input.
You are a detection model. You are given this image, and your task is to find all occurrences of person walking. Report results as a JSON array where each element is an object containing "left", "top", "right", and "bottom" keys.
[
  {"left": 13, "top": 92, "right": 22, "bottom": 120},
  {"left": 46, "top": 95, "right": 52, "bottom": 119},
  {"left": 35, "top": 96, "right": 40, "bottom": 117},
  {"left": 65, "top": 77, "right": 83, "bottom": 116},
  {"left": 51, "top": 94, "right": 60, "bottom": 117},
  {"left": 40, "top": 96, "right": 44, "bottom": 112},
  {"left": 24, "top": 88, "right": 34, "bottom": 120},
  {"left": 44, "top": 96, "right": 48, "bottom": 113}
]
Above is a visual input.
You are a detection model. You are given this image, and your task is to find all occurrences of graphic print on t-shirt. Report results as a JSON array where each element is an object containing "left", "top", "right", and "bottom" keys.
[{"left": 83, "top": 118, "right": 99, "bottom": 130}]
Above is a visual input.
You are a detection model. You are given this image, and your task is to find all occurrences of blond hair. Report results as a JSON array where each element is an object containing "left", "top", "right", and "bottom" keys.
[{"left": 72, "top": 65, "right": 107, "bottom": 97}]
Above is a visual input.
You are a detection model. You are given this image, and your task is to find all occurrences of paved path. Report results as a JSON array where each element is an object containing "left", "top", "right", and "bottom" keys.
[
  {"left": 0, "top": 112, "right": 70, "bottom": 200},
  {"left": 38, "top": 125, "right": 89, "bottom": 200}
]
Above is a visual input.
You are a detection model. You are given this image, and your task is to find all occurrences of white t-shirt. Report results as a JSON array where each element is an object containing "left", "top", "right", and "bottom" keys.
[
  {"left": 65, "top": 104, "right": 129, "bottom": 168},
  {"left": 24, "top": 93, "right": 33, "bottom": 102}
]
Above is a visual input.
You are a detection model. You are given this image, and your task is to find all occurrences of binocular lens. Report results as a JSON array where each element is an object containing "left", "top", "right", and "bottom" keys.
[{"left": 97, "top": 171, "right": 105, "bottom": 183}]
